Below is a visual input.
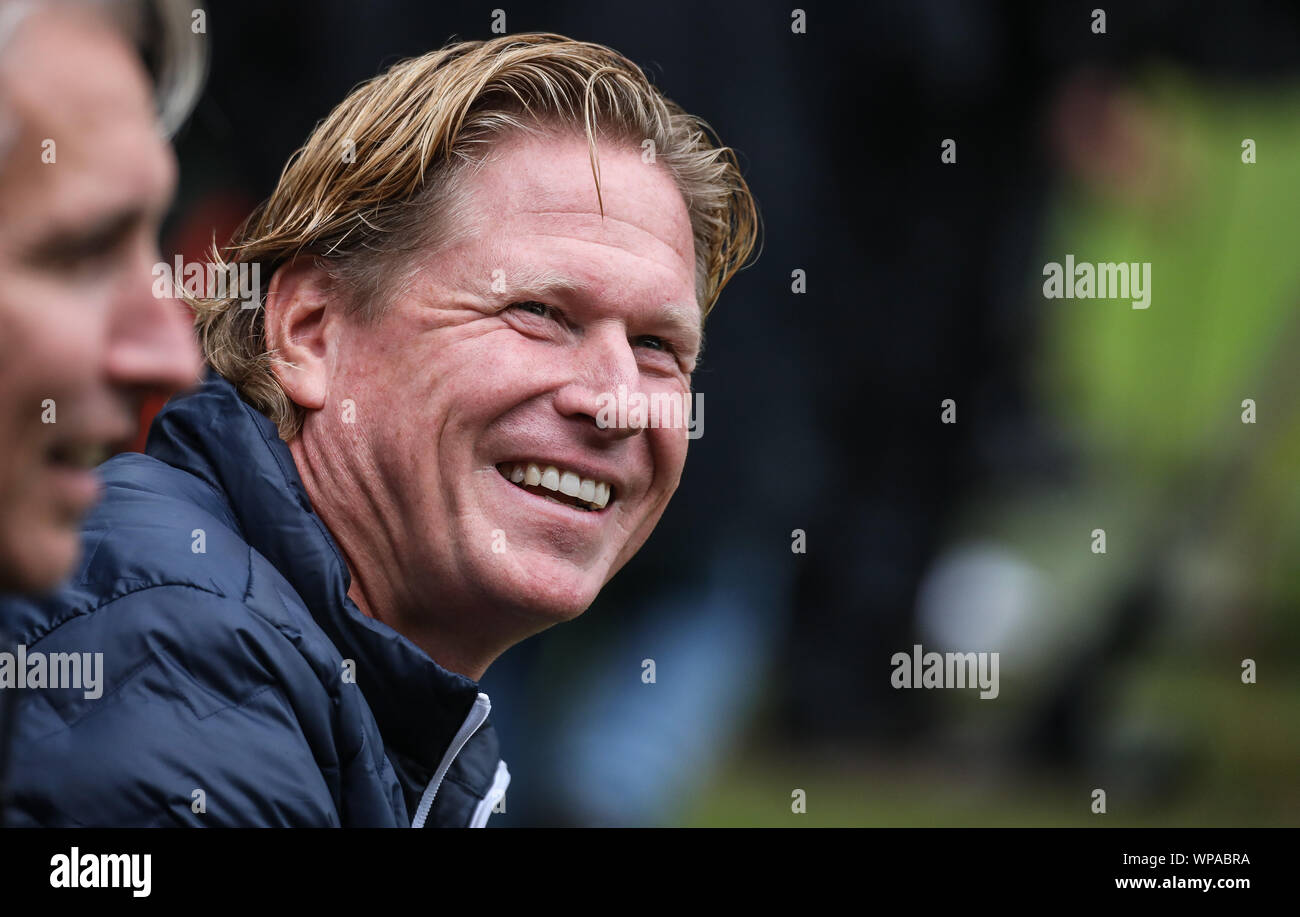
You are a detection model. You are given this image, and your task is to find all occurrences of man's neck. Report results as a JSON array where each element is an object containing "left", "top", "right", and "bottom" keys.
[
  {"left": 343, "top": 576, "right": 498, "bottom": 681},
  {"left": 287, "top": 432, "right": 500, "bottom": 682}
]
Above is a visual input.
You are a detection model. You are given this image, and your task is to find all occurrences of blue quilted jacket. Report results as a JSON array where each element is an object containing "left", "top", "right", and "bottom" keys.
[{"left": 0, "top": 373, "right": 509, "bottom": 827}]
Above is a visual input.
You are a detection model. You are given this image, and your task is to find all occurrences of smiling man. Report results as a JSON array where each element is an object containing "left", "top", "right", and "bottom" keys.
[
  {"left": 0, "top": 0, "right": 202, "bottom": 594},
  {"left": 268, "top": 127, "right": 706, "bottom": 680},
  {"left": 0, "top": 32, "right": 756, "bottom": 827}
]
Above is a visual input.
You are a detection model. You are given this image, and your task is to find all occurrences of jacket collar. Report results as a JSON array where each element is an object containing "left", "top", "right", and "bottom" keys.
[{"left": 145, "top": 371, "right": 484, "bottom": 782}]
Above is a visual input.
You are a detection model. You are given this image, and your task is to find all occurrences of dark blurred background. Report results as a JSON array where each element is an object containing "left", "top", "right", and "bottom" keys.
[{"left": 156, "top": 0, "right": 1300, "bottom": 825}]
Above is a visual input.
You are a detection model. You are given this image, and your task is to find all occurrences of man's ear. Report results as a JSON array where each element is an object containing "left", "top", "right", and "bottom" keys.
[{"left": 264, "top": 258, "right": 337, "bottom": 412}]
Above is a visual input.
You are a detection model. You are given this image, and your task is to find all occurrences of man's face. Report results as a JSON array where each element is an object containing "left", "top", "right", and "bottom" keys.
[
  {"left": 318, "top": 131, "right": 700, "bottom": 625},
  {"left": 0, "top": 9, "right": 201, "bottom": 592}
]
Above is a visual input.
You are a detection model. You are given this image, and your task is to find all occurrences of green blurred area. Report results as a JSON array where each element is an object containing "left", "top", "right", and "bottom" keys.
[
  {"left": 686, "top": 70, "right": 1300, "bottom": 827},
  {"left": 1038, "top": 70, "right": 1300, "bottom": 634}
]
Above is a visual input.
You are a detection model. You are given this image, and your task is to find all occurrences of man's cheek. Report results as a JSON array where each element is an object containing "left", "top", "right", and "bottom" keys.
[{"left": 653, "top": 429, "right": 690, "bottom": 490}]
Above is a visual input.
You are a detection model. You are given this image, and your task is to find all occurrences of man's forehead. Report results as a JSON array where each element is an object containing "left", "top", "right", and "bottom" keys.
[
  {"left": 465, "top": 131, "right": 698, "bottom": 269},
  {"left": 1, "top": 6, "right": 155, "bottom": 128},
  {"left": 473, "top": 227, "right": 699, "bottom": 317},
  {"left": 0, "top": 8, "right": 173, "bottom": 232}
]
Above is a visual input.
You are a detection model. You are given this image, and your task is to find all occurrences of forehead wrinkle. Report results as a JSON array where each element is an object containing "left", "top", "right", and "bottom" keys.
[{"left": 524, "top": 207, "right": 695, "bottom": 271}]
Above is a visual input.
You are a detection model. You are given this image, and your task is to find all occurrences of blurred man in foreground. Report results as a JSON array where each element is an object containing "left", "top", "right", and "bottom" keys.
[
  {"left": 0, "top": 0, "right": 203, "bottom": 829},
  {"left": 0, "top": 0, "right": 203, "bottom": 593}
]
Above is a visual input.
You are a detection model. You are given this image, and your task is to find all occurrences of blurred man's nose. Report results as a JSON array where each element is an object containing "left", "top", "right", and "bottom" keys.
[
  {"left": 103, "top": 249, "right": 202, "bottom": 392},
  {"left": 553, "top": 326, "right": 644, "bottom": 440}
]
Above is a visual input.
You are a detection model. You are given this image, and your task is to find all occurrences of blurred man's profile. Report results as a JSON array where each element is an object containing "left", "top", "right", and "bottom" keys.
[{"left": 0, "top": 0, "right": 203, "bottom": 594}]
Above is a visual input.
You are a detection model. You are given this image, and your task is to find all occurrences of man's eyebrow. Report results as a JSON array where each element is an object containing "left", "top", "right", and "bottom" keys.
[
  {"left": 496, "top": 267, "right": 702, "bottom": 335},
  {"left": 494, "top": 266, "right": 593, "bottom": 299},
  {"left": 27, "top": 207, "right": 146, "bottom": 261},
  {"left": 651, "top": 301, "right": 704, "bottom": 349},
  {"left": 495, "top": 265, "right": 702, "bottom": 353}
]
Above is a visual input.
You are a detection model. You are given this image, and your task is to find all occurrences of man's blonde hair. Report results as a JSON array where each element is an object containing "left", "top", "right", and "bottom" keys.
[{"left": 194, "top": 32, "right": 759, "bottom": 440}]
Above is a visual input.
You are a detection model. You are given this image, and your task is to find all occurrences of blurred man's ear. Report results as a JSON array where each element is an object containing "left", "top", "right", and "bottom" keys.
[{"left": 264, "top": 258, "right": 337, "bottom": 412}]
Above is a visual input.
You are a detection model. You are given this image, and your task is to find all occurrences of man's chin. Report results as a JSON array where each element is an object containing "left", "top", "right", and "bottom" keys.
[
  {"left": 486, "top": 556, "right": 607, "bottom": 625},
  {"left": 513, "top": 581, "right": 599, "bottom": 623},
  {"left": 0, "top": 524, "right": 81, "bottom": 595}
]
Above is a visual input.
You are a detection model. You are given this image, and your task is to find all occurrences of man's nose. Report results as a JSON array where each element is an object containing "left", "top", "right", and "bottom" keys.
[
  {"left": 553, "top": 327, "right": 644, "bottom": 439},
  {"left": 103, "top": 249, "right": 203, "bottom": 393}
]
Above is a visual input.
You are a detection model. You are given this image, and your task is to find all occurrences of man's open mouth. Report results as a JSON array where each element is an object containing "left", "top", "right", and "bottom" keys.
[
  {"left": 495, "top": 462, "right": 613, "bottom": 512},
  {"left": 46, "top": 441, "right": 112, "bottom": 471}
]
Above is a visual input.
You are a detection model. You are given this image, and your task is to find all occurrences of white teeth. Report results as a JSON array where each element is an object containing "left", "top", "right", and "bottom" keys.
[{"left": 498, "top": 461, "right": 615, "bottom": 511}]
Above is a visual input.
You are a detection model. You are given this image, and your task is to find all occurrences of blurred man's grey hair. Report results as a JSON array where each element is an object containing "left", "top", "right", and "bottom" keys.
[{"left": 0, "top": 0, "right": 206, "bottom": 162}]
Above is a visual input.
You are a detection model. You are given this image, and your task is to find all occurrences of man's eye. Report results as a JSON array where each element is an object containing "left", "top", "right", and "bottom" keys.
[
  {"left": 632, "top": 335, "right": 674, "bottom": 354},
  {"left": 37, "top": 240, "right": 118, "bottom": 277},
  {"left": 510, "top": 300, "right": 554, "bottom": 319}
]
